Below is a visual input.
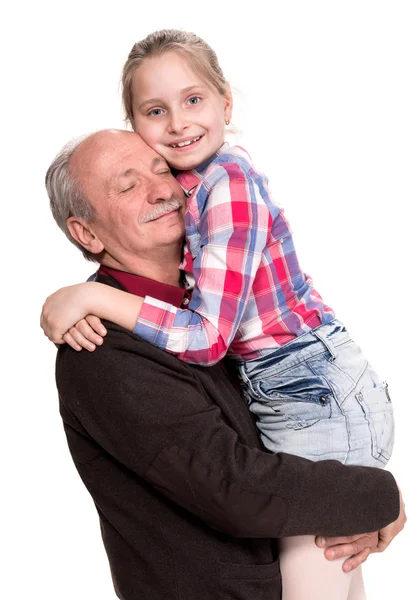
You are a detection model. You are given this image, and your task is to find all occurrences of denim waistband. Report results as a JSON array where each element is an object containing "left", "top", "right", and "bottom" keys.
[{"left": 239, "top": 319, "right": 351, "bottom": 382}]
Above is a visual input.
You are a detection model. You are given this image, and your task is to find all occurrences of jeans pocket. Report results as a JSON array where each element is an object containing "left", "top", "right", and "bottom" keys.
[
  {"left": 253, "top": 367, "right": 334, "bottom": 430},
  {"left": 248, "top": 364, "right": 351, "bottom": 458},
  {"left": 255, "top": 366, "right": 334, "bottom": 405},
  {"left": 356, "top": 382, "right": 395, "bottom": 465}
]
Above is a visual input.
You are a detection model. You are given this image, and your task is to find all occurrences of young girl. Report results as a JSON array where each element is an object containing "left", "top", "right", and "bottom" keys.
[{"left": 42, "top": 29, "right": 395, "bottom": 599}]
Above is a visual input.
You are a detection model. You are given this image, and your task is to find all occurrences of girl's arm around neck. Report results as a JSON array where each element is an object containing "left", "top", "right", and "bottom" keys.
[
  {"left": 89, "top": 283, "right": 144, "bottom": 330},
  {"left": 41, "top": 281, "right": 143, "bottom": 344}
]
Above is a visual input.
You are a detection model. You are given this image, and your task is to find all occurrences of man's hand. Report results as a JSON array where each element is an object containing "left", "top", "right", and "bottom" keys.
[
  {"left": 377, "top": 487, "right": 407, "bottom": 552},
  {"left": 315, "top": 487, "right": 407, "bottom": 572},
  {"left": 315, "top": 531, "right": 379, "bottom": 572}
]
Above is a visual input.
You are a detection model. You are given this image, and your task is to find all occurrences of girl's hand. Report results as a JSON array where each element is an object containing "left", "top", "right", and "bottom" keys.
[
  {"left": 40, "top": 282, "right": 104, "bottom": 344},
  {"left": 63, "top": 315, "right": 107, "bottom": 352}
]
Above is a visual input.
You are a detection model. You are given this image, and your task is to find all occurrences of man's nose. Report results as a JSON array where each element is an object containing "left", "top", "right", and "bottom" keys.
[{"left": 147, "top": 178, "right": 174, "bottom": 204}]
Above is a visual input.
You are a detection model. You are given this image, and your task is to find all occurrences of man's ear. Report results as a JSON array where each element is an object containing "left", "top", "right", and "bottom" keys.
[{"left": 67, "top": 217, "right": 105, "bottom": 255}]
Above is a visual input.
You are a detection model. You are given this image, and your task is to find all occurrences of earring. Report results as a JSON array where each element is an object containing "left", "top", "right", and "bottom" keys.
[{"left": 225, "top": 119, "right": 230, "bottom": 126}]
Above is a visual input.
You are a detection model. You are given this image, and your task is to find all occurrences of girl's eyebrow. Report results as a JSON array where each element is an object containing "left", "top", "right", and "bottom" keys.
[
  {"left": 138, "top": 98, "right": 162, "bottom": 110},
  {"left": 137, "top": 86, "right": 206, "bottom": 110},
  {"left": 180, "top": 85, "right": 205, "bottom": 94}
]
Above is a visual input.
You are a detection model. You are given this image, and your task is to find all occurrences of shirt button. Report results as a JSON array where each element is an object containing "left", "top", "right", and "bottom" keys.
[{"left": 182, "top": 298, "right": 190, "bottom": 306}]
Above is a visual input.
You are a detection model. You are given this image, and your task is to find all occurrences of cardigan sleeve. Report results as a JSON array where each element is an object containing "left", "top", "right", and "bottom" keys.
[{"left": 57, "top": 324, "right": 400, "bottom": 539}]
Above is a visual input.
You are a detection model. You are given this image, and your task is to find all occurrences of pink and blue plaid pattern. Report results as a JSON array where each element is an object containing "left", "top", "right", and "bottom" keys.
[{"left": 135, "top": 144, "right": 334, "bottom": 365}]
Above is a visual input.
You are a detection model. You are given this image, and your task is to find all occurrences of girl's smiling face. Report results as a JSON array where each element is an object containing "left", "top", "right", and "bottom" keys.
[{"left": 132, "top": 51, "right": 232, "bottom": 171}]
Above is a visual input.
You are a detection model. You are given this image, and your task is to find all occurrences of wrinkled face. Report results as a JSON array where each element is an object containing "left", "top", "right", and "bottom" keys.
[
  {"left": 71, "top": 130, "right": 185, "bottom": 267},
  {"left": 132, "top": 51, "right": 232, "bottom": 171}
]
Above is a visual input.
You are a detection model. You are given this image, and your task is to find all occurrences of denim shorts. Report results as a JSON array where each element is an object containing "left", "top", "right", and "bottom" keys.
[{"left": 237, "top": 320, "right": 395, "bottom": 467}]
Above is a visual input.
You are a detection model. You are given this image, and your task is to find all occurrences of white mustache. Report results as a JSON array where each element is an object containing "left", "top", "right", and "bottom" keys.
[{"left": 141, "top": 198, "right": 183, "bottom": 223}]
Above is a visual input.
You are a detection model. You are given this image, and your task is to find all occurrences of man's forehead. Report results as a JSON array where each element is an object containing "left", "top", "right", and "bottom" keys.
[
  {"left": 117, "top": 155, "right": 167, "bottom": 172},
  {"left": 72, "top": 131, "right": 167, "bottom": 181}
]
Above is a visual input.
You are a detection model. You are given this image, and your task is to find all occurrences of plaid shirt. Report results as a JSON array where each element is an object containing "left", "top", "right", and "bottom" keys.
[{"left": 135, "top": 144, "right": 334, "bottom": 365}]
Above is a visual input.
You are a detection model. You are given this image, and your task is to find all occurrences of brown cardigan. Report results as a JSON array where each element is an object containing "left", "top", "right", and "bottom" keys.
[{"left": 56, "top": 275, "right": 399, "bottom": 600}]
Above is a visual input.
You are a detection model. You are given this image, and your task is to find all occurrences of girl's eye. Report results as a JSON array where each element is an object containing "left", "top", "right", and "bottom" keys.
[
  {"left": 187, "top": 96, "right": 201, "bottom": 106},
  {"left": 148, "top": 108, "right": 164, "bottom": 117}
]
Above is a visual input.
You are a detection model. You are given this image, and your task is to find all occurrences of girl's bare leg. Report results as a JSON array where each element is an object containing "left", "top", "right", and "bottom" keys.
[
  {"left": 348, "top": 564, "right": 366, "bottom": 600},
  {"left": 280, "top": 535, "right": 366, "bottom": 600}
]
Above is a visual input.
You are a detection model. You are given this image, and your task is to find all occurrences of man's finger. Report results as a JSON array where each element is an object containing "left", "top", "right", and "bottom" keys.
[
  {"left": 316, "top": 532, "right": 376, "bottom": 548},
  {"left": 342, "top": 548, "right": 371, "bottom": 573},
  {"left": 316, "top": 535, "right": 359, "bottom": 548},
  {"left": 322, "top": 532, "right": 378, "bottom": 560},
  {"left": 377, "top": 538, "right": 392, "bottom": 553},
  {"left": 324, "top": 541, "right": 361, "bottom": 560}
]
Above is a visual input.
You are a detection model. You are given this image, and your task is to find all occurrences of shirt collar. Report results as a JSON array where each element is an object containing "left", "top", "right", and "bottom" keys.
[
  {"left": 98, "top": 265, "right": 190, "bottom": 307},
  {"left": 177, "top": 142, "right": 230, "bottom": 195}
]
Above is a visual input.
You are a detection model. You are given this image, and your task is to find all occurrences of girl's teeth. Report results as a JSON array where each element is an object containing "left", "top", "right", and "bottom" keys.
[{"left": 171, "top": 136, "right": 200, "bottom": 148}]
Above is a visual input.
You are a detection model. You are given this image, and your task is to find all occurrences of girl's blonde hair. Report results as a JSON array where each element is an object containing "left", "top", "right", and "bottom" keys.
[{"left": 121, "top": 29, "right": 229, "bottom": 129}]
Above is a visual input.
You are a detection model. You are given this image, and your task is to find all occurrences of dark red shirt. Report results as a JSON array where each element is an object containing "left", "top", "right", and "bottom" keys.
[{"left": 98, "top": 265, "right": 191, "bottom": 308}]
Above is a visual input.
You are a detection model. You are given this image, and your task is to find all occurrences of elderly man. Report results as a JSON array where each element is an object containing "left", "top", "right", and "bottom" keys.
[{"left": 44, "top": 129, "right": 403, "bottom": 600}]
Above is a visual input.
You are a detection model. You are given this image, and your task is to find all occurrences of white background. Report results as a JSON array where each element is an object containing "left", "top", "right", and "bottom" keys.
[{"left": 2, "top": 1, "right": 418, "bottom": 598}]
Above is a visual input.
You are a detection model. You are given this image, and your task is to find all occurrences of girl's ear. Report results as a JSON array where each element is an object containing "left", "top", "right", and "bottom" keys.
[
  {"left": 67, "top": 217, "right": 105, "bottom": 255},
  {"left": 224, "top": 83, "right": 233, "bottom": 123}
]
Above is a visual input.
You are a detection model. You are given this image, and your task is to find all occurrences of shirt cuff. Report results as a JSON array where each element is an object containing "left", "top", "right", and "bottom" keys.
[{"left": 134, "top": 296, "right": 178, "bottom": 349}]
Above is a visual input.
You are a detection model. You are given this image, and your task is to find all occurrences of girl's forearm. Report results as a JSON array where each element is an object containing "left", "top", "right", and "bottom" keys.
[{"left": 88, "top": 283, "right": 144, "bottom": 330}]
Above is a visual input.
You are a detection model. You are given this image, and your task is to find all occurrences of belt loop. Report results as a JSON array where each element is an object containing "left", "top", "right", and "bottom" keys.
[
  {"left": 238, "top": 363, "right": 252, "bottom": 387},
  {"left": 238, "top": 363, "right": 259, "bottom": 400},
  {"left": 312, "top": 328, "right": 337, "bottom": 361}
]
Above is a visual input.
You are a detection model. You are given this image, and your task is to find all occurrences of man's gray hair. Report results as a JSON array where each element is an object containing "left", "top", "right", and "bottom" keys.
[{"left": 45, "top": 134, "right": 98, "bottom": 262}]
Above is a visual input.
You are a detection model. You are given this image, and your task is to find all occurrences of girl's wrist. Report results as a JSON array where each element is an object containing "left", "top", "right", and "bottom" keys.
[
  {"left": 84, "top": 281, "right": 108, "bottom": 315},
  {"left": 83, "top": 283, "right": 143, "bottom": 329}
]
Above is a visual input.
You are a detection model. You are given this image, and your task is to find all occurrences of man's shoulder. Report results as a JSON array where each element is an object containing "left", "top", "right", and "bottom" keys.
[
  {"left": 55, "top": 323, "right": 201, "bottom": 434},
  {"left": 56, "top": 321, "right": 181, "bottom": 377},
  {"left": 55, "top": 322, "right": 229, "bottom": 403}
]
